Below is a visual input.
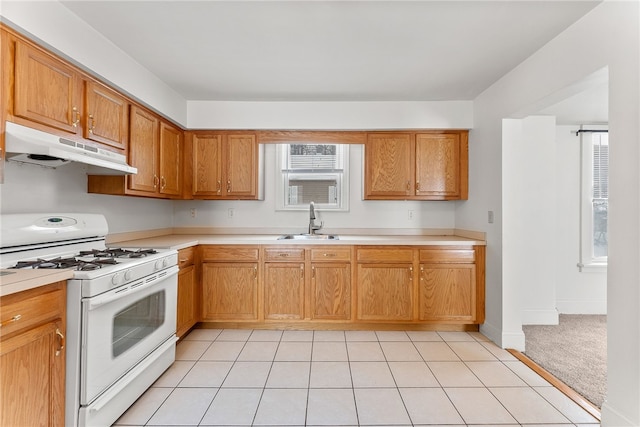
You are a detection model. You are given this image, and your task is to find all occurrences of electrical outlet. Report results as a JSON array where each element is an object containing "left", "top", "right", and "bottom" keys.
[
  {"left": 488, "top": 210, "right": 494, "bottom": 224},
  {"left": 190, "top": 208, "right": 196, "bottom": 218},
  {"left": 228, "top": 208, "right": 234, "bottom": 218},
  {"left": 408, "top": 210, "right": 414, "bottom": 220}
]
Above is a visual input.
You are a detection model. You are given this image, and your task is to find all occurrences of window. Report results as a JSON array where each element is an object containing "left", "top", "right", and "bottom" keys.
[
  {"left": 277, "top": 143, "right": 349, "bottom": 211},
  {"left": 579, "top": 128, "right": 608, "bottom": 271}
]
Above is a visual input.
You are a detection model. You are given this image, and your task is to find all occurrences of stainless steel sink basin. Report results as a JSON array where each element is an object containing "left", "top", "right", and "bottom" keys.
[{"left": 278, "top": 234, "right": 339, "bottom": 240}]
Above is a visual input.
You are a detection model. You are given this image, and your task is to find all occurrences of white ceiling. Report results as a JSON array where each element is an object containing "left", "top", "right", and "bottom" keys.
[{"left": 60, "top": 0, "right": 602, "bottom": 103}]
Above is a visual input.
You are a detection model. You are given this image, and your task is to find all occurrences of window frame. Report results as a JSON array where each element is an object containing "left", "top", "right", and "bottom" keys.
[
  {"left": 578, "top": 126, "right": 608, "bottom": 272},
  {"left": 275, "top": 143, "right": 350, "bottom": 212}
]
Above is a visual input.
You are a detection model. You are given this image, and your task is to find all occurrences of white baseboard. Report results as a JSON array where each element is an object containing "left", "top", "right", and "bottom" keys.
[
  {"left": 479, "top": 322, "right": 501, "bottom": 346},
  {"left": 479, "top": 322, "right": 526, "bottom": 351},
  {"left": 522, "top": 308, "right": 559, "bottom": 325},
  {"left": 556, "top": 299, "right": 607, "bottom": 314},
  {"left": 601, "top": 401, "right": 639, "bottom": 427}
]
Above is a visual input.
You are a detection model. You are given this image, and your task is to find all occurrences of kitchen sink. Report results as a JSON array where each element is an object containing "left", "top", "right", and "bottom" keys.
[{"left": 278, "top": 234, "right": 339, "bottom": 240}]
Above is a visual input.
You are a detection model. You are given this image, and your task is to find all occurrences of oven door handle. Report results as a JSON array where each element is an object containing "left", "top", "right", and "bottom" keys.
[{"left": 87, "top": 266, "right": 179, "bottom": 311}]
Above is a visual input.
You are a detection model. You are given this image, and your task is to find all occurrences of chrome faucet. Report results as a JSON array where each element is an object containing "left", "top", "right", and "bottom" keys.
[{"left": 308, "top": 201, "right": 323, "bottom": 235}]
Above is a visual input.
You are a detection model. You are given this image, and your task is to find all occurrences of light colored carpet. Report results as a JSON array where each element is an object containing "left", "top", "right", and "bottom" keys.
[{"left": 523, "top": 314, "right": 606, "bottom": 408}]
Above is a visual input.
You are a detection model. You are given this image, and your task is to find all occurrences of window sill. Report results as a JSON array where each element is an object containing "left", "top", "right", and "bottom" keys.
[{"left": 577, "top": 262, "right": 607, "bottom": 273}]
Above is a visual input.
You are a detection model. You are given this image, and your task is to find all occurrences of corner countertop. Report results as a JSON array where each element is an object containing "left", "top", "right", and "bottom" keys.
[
  {"left": 111, "top": 233, "right": 486, "bottom": 251},
  {"left": 0, "top": 269, "right": 73, "bottom": 297}
]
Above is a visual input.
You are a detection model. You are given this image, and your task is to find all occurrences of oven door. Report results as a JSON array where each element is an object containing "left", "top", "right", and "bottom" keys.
[{"left": 80, "top": 266, "right": 178, "bottom": 405}]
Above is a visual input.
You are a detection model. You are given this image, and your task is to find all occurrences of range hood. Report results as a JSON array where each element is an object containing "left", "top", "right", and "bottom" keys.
[{"left": 4, "top": 121, "right": 137, "bottom": 175}]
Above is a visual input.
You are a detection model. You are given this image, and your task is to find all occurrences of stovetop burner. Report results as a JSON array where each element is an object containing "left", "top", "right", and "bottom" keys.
[
  {"left": 79, "top": 248, "right": 158, "bottom": 258},
  {"left": 13, "top": 256, "right": 119, "bottom": 271}
]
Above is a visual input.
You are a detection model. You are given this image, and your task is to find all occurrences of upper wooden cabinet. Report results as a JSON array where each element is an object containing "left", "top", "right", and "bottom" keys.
[
  {"left": 188, "top": 132, "right": 261, "bottom": 199},
  {"left": 9, "top": 39, "right": 128, "bottom": 152},
  {"left": 364, "top": 131, "right": 468, "bottom": 200},
  {"left": 88, "top": 106, "right": 183, "bottom": 198},
  {"left": 84, "top": 81, "right": 128, "bottom": 150}
]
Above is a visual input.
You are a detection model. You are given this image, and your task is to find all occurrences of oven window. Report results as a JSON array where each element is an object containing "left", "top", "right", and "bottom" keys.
[{"left": 112, "top": 290, "right": 166, "bottom": 357}]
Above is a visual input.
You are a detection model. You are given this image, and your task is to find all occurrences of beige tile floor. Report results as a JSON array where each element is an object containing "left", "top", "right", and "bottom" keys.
[{"left": 114, "top": 329, "right": 600, "bottom": 426}]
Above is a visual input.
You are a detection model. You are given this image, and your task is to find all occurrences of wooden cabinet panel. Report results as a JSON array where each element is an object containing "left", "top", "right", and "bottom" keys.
[
  {"left": 84, "top": 81, "right": 127, "bottom": 150},
  {"left": 159, "top": 121, "right": 182, "bottom": 196},
  {"left": 176, "top": 265, "right": 197, "bottom": 338},
  {"left": 201, "top": 246, "right": 259, "bottom": 262},
  {"left": 264, "top": 248, "right": 305, "bottom": 262},
  {"left": 310, "top": 247, "right": 352, "bottom": 262},
  {"left": 14, "top": 41, "right": 81, "bottom": 134},
  {"left": 416, "top": 133, "right": 465, "bottom": 199},
  {"left": 356, "top": 263, "right": 413, "bottom": 321},
  {"left": 357, "top": 248, "right": 414, "bottom": 263},
  {"left": 311, "top": 263, "right": 351, "bottom": 320},
  {"left": 1, "top": 282, "right": 66, "bottom": 427},
  {"left": 225, "top": 134, "right": 258, "bottom": 198},
  {"left": 192, "top": 134, "right": 223, "bottom": 196},
  {"left": 178, "top": 246, "right": 196, "bottom": 269},
  {"left": 419, "top": 264, "right": 476, "bottom": 321},
  {"left": 264, "top": 263, "right": 305, "bottom": 320},
  {"left": 364, "top": 133, "right": 414, "bottom": 197},
  {"left": 201, "top": 263, "right": 258, "bottom": 320},
  {"left": 128, "top": 105, "right": 159, "bottom": 193},
  {"left": 419, "top": 248, "right": 475, "bottom": 263}
]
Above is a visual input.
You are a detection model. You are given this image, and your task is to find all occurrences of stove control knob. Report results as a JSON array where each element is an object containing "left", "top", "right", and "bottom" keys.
[
  {"left": 124, "top": 270, "right": 133, "bottom": 281},
  {"left": 111, "top": 273, "right": 121, "bottom": 285},
  {"left": 155, "top": 260, "right": 164, "bottom": 270},
  {"left": 162, "top": 258, "right": 169, "bottom": 268}
]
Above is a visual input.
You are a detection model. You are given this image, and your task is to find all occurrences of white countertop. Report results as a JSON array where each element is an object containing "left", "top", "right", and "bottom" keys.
[
  {"left": 113, "top": 233, "right": 486, "bottom": 251},
  {"left": 0, "top": 269, "right": 73, "bottom": 297}
]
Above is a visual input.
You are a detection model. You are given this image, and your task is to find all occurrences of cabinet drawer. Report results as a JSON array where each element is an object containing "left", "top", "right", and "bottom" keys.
[
  {"left": 310, "top": 247, "right": 352, "bottom": 262},
  {"left": 1, "top": 283, "right": 65, "bottom": 339},
  {"left": 264, "top": 248, "right": 305, "bottom": 262},
  {"left": 201, "top": 246, "right": 259, "bottom": 262},
  {"left": 356, "top": 248, "right": 414, "bottom": 263},
  {"left": 178, "top": 246, "right": 196, "bottom": 268},
  {"left": 419, "top": 248, "right": 475, "bottom": 263}
]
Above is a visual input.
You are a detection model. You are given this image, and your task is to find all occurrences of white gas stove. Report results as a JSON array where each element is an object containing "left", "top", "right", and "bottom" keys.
[{"left": 0, "top": 213, "right": 178, "bottom": 427}]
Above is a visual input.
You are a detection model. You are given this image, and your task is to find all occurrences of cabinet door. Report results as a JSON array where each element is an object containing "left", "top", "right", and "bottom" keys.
[
  {"left": 419, "top": 264, "right": 476, "bottom": 321},
  {"left": 192, "top": 134, "right": 223, "bottom": 196},
  {"left": 225, "top": 134, "right": 258, "bottom": 198},
  {"left": 1, "top": 320, "right": 65, "bottom": 427},
  {"left": 84, "top": 81, "right": 128, "bottom": 150},
  {"left": 356, "top": 263, "right": 413, "bottom": 321},
  {"left": 364, "top": 133, "right": 414, "bottom": 198},
  {"left": 311, "top": 263, "right": 351, "bottom": 320},
  {"left": 176, "top": 265, "right": 197, "bottom": 338},
  {"left": 415, "top": 133, "right": 467, "bottom": 200},
  {"left": 128, "top": 106, "right": 159, "bottom": 193},
  {"left": 201, "top": 263, "right": 258, "bottom": 320},
  {"left": 264, "top": 263, "right": 305, "bottom": 320},
  {"left": 14, "top": 42, "right": 81, "bottom": 134},
  {"left": 159, "top": 122, "right": 182, "bottom": 196}
]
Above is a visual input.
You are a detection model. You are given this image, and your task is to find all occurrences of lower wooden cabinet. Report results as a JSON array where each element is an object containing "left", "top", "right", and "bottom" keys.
[
  {"left": 176, "top": 247, "right": 197, "bottom": 338},
  {"left": 196, "top": 244, "right": 484, "bottom": 326},
  {"left": 0, "top": 282, "right": 66, "bottom": 427}
]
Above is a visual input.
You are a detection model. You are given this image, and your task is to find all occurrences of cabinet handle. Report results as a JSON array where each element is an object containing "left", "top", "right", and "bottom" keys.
[
  {"left": 408, "top": 266, "right": 413, "bottom": 281},
  {"left": 88, "top": 114, "right": 95, "bottom": 134},
  {"left": 312, "top": 266, "right": 315, "bottom": 278},
  {"left": 179, "top": 258, "right": 189, "bottom": 263},
  {"left": 160, "top": 176, "right": 166, "bottom": 190},
  {"left": 406, "top": 181, "right": 411, "bottom": 191},
  {"left": 72, "top": 107, "right": 80, "bottom": 128},
  {"left": 278, "top": 253, "right": 289, "bottom": 257},
  {"left": 55, "top": 328, "right": 65, "bottom": 356},
  {"left": 227, "top": 179, "right": 232, "bottom": 192},
  {"left": 153, "top": 175, "right": 159, "bottom": 189},
  {"left": 323, "top": 253, "right": 336, "bottom": 257},
  {"left": 0, "top": 314, "right": 22, "bottom": 328},
  {"left": 300, "top": 264, "right": 304, "bottom": 279},
  {"left": 420, "top": 266, "right": 424, "bottom": 280},
  {"left": 216, "top": 180, "right": 222, "bottom": 194},
  {"left": 254, "top": 266, "right": 257, "bottom": 280},
  {"left": 416, "top": 181, "right": 420, "bottom": 192}
]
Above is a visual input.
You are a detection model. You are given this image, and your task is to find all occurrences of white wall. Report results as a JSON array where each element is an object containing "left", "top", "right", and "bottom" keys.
[
  {"left": 0, "top": 161, "right": 174, "bottom": 233},
  {"left": 555, "top": 125, "right": 607, "bottom": 314},
  {"left": 0, "top": 1, "right": 187, "bottom": 126},
  {"left": 504, "top": 116, "right": 558, "bottom": 326},
  {"left": 456, "top": 3, "right": 639, "bottom": 425}
]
